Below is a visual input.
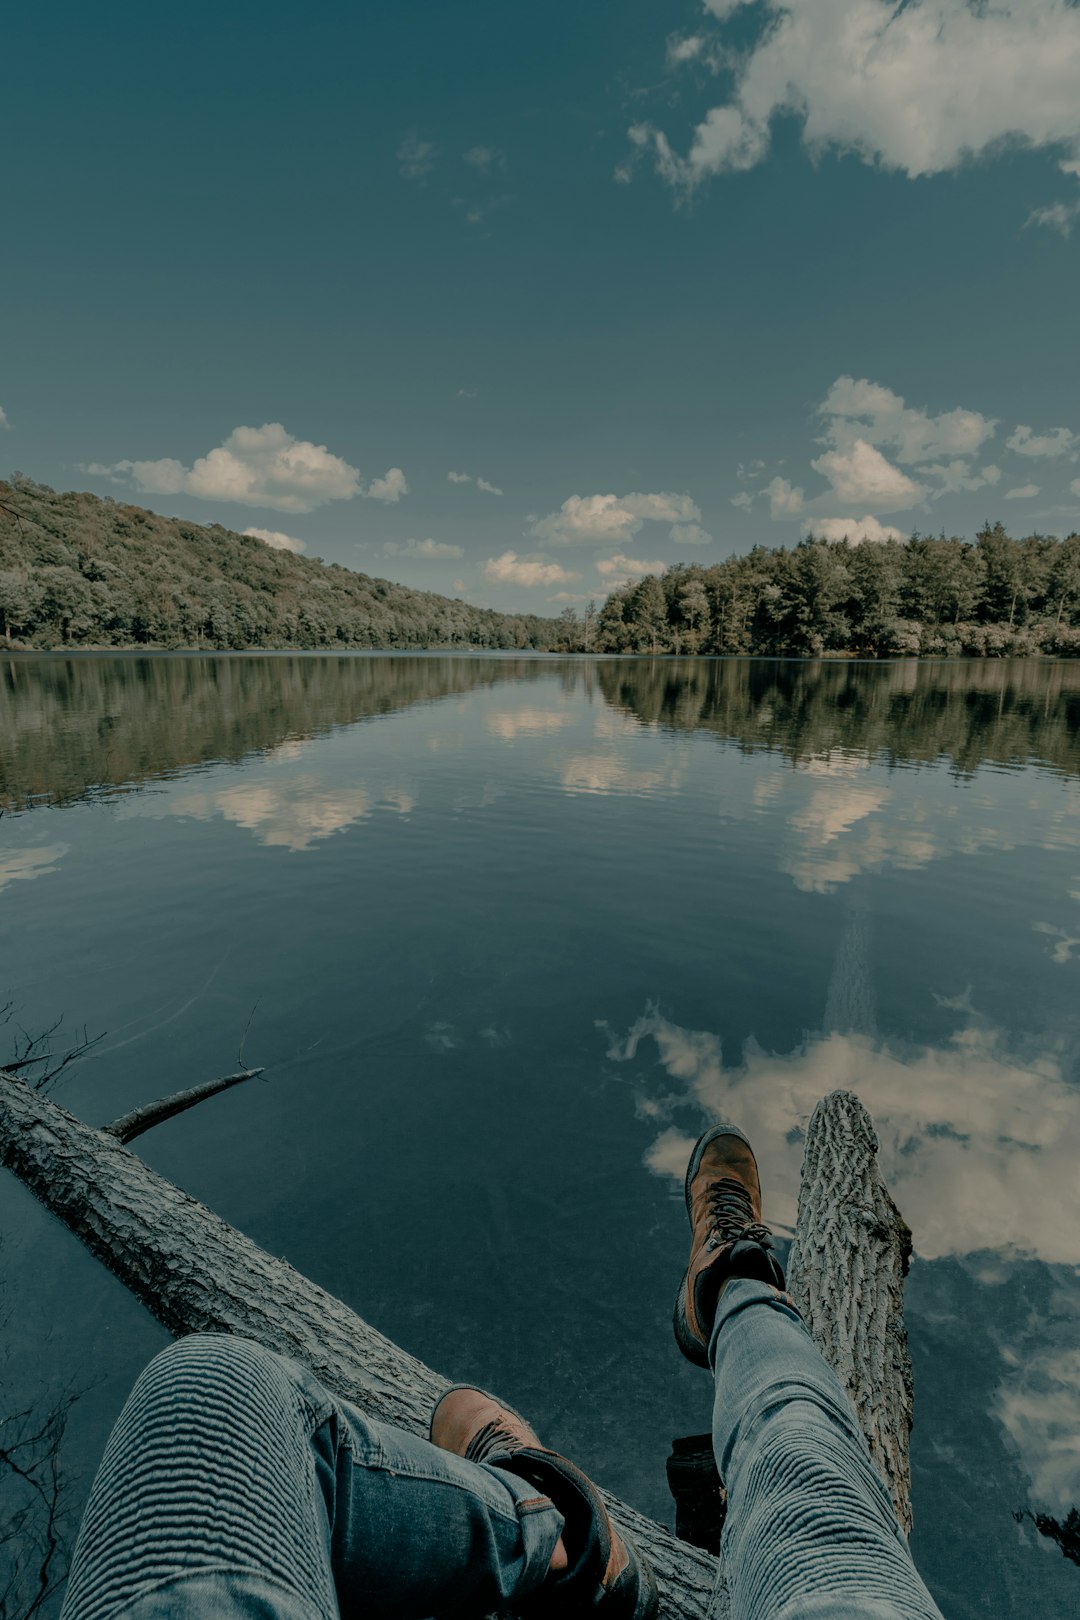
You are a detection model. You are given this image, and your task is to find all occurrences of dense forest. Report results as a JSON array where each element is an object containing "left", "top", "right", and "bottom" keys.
[
  {"left": 0, "top": 477, "right": 559, "bottom": 651},
  {"left": 576, "top": 523, "right": 1080, "bottom": 657},
  {"left": 3, "top": 475, "right": 1080, "bottom": 657}
]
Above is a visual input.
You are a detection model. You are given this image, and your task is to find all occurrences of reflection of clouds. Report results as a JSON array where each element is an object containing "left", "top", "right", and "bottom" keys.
[
  {"left": 1033, "top": 921, "right": 1080, "bottom": 964},
  {"left": 168, "top": 776, "right": 412, "bottom": 851},
  {"left": 263, "top": 738, "right": 312, "bottom": 764},
  {"left": 0, "top": 843, "right": 70, "bottom": 892},
  {"left": 753, "top": 756, "right": 1024, "bottom": 892},
  {"left": 561, "top": 754, "right": 673, "bottom": 796},
  {"left": 996, "top": 1347, "right": 1080, "bottom": 1512},
  {"left": 1044, "top": 783, "right": 1080, "bottom": 852},
  {"left": 593, "top": 709, "right": 644, "bottom": 741},
  {"left": 486, "top": 709, "right": 575, "bottom": 740},
  {"left": 610, "top": 1008, "right": 1080, "bottom": 1265}
]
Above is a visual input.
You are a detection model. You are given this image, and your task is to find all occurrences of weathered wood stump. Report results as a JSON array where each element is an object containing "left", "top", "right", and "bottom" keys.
[{"left": 0, "top": 1073, "right": 913, "bottom": 1618}]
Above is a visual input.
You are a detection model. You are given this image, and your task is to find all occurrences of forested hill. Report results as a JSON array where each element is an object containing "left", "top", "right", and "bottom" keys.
[
  {"left": 586, "top": 522, "right": 1080, "bottom": 658},
  {"left": 0, "top": 477, "right": 561, "bottom": 651},
  {"left": 4, "top": 476, "right": 1080, "bottom": 657}
]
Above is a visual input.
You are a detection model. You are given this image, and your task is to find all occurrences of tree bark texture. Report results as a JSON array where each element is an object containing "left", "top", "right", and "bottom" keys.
[
  {"left": 787, "top": 1089, "right": 914, "bottom": 1537},
  {"left": 0, "top": 1073, "right": 913, "bottom": 1615}
]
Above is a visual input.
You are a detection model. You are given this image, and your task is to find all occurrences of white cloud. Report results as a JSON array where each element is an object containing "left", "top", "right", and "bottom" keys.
[
  {"left": 447, "top": 471, "right": 504, "bottom": 495},
  {"left": 86, "top": 424, "right": 402, "bottom": 514},
  {"left": 0, "top": 844, "right": 70, "bottom": 893},
  {"left": 766, "top": 475, "right": 804, "bottom": 518},
  {"left": 0, "top": 406, "right": 9, "bottom": 429},
  {"left": 1006, "top": 423, "right": 1079, "bottom": 459},
  {"left": 452, "top": 577, "right": 467, "bottom": 594},
  {"left": 633, "top": 0, "right": 1080, "bottom": 196},
  {"left": 921, "top": 460, "right": 1001, "bottom": 497},
  {"left": 532, "top": 490, "right": 702, "bottom": 547},
  {"left": 365, "top": 467, "right": 408, "bottom": 503},
  {"left": 398, "top": 131, "right": 435, "bottom": 180},
  {"left": 811, "top": 439, "right": 925, "bottom": 510},
  {"left": 812, "top": 515, "right": 905, "bottom": 544},
  {"left": 670, "top": 522, "right": 712, "bottom": 545},
  {"left": 1071, "top": 479, "right": 1080, "bottom": 499},
  {"left": 1026, "top": 197, "right": 1080, "bottom": 236},
  {"left": 820, "top": 376, "right": 996, "bottom": 465},
  {"left": 483, "top": 551, "right": 580, "bottom": 587},
  {"left": 243, "top": 526, "right": 306, "bottom": 554},
  {"left": 730, "top": 490, "right": 754, "bottom": 511},
  {"left": 595, "top": 553, "right": 667, "bottom": 589},
  {"left": 1004, "top": 484, "right": 1041, "bottom": 500},
  {"left": 383, "top": 537, "right": 464, "bottom": 559}
]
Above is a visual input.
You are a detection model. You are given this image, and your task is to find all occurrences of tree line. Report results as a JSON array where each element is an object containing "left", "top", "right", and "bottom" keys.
[
  {"left": 0, "top": 478, "right": 559, "bottom": 652},
  {"left": 3, "top": 477, "right": 1080, "bottom": 658},
  {"left": 562, "top": 524, "right": 1080, "bottom": 657}
]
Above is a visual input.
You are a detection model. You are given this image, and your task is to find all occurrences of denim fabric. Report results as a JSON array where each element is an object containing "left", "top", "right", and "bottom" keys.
[
  {"left": 709, "top": 1279, "right": 944, "bottom": 1620},
  {"left": 60, "top": 1335, "right": 563, "bottom": 1620},
  {"left": 64, "top": 1292, "right": 944, "bottom": 1620}
]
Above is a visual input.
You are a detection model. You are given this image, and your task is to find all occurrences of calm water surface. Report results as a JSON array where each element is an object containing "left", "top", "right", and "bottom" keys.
[{"left": 2, "top": 653, "right": 1080, "bottom": 1618}]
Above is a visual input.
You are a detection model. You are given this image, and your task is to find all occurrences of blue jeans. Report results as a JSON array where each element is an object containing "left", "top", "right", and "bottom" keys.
[{"left": 62, "top": 1286, "right": 943, "bottom": 1620}]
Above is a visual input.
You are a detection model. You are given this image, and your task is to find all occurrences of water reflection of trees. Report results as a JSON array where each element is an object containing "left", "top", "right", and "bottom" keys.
[
  {"left": 596, "top": 658, "right": 1080, "bottom": 780},
  {"left": 0, "top": 655, "right": 552, "bottom": 811},
  {"left": 6, "top": 654, "right": 1080, "bottom": 813}
]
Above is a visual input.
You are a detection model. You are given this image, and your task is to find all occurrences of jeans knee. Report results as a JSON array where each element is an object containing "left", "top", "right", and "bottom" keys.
[{"left": 131, "top": 1334, "right": 293, "bottom": 1427}]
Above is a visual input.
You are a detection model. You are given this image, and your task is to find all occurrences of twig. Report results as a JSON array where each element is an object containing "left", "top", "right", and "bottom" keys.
[
  {"left": 237, "top": 998, "right": 261, "bottom": 1070},
  {"left": 102, "top": 1068, "right": 266, "bottom": 1145}
]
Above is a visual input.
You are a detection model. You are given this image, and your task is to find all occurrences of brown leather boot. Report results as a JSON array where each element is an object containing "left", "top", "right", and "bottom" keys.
[
  {"left": 430, "top": 1385, "right": 659, "bottom": 1620},
  {"left": 673, "top": 1123, "right": 786, "bottom": 1368}
]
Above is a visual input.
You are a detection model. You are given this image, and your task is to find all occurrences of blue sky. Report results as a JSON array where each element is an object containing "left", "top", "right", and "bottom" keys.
[{"left": 4, "top": 0, "right": 1080, "bottom": 610}]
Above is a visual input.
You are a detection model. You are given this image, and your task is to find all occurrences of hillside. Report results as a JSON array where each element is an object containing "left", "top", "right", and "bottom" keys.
[{"left": 0, "top": 476, "right": 561, "bottom": 651}]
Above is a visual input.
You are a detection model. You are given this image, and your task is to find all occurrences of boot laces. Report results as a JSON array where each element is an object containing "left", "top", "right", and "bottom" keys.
[
  {"left": 465, "top": 1417, "right": 524, "bottom": 1466},
  {"left": 705, "top": 1175, "right": 772, "bottom": 1251}
]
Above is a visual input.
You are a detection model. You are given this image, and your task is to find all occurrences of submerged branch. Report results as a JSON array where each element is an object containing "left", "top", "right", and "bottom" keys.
[{"left": 102, "top": 1067, "right": 266, "bottom": 1144}]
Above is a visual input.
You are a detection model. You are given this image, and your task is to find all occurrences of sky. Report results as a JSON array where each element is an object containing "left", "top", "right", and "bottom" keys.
[{"left": 3, "top": 0, "right": 1080, "bottom": 612}]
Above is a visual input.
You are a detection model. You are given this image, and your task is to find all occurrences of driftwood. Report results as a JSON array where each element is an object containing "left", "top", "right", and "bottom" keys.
[
  {"left": 787, "top": 1090, "right": 914, "bottom": 1536},
  {"left": 0, "top": 1073, "right": 913, "bottom": 1617},
  {"left": 101, "top": 1067, "right": 265, "bottom": 1145}
]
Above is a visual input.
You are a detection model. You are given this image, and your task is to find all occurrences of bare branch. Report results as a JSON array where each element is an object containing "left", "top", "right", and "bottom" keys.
[
  {"left": 237, "top": 999, "right": 261, "bottom": 1070},
  {"left": 102, "top": 1067, "right": 266, "bottom": 1144}
]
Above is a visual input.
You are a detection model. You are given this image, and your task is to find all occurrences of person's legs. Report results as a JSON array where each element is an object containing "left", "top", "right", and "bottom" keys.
[
  {"left": 674, "top": 1124, "right": 943, "bottom": 1620},
  {"left": 709, "top": 1279, "right": 943, "bottom": 1620},
  {"left": 60, "top": 1334, "right": 563, "bottom": 1620}
]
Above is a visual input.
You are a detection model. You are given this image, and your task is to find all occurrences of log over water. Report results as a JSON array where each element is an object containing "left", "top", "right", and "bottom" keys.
[{"left": 0, "top": 1072, "right": 913, "bottom": 1618}]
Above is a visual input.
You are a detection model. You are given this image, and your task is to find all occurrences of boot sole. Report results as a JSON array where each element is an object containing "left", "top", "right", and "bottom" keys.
[{"left": 673, "top": 1123, "right": 756, "bottom": 1369}]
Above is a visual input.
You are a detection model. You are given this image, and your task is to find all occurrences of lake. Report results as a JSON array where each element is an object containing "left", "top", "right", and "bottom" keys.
[{"left": 2, "top": 652, "right": 1080, "bottom": 1617}]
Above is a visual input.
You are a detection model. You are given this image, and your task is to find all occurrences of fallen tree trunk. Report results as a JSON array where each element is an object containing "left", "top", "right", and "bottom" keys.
[
  {"left": 0, "top": 1073, "right": 913, "bottom": 1616},
  {"left": 787, "top": 1090, "right": 914, "bottom": 1536}
]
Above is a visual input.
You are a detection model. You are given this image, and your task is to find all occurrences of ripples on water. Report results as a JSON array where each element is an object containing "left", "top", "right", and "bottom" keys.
[{"left": 1, "top": 653, "right": 1079, "bottom": 1618}]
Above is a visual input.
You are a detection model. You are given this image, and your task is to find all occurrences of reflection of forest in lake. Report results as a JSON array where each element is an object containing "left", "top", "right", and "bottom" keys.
[
  {"left": 597, "top": 656, "right": 1080, "bottom": 779},
  {"left": 0, "top": 654, "right": 550, "bottom": 810},
  {"left": 4, "top": 653, "right": 1080, "bottom": 811}
]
